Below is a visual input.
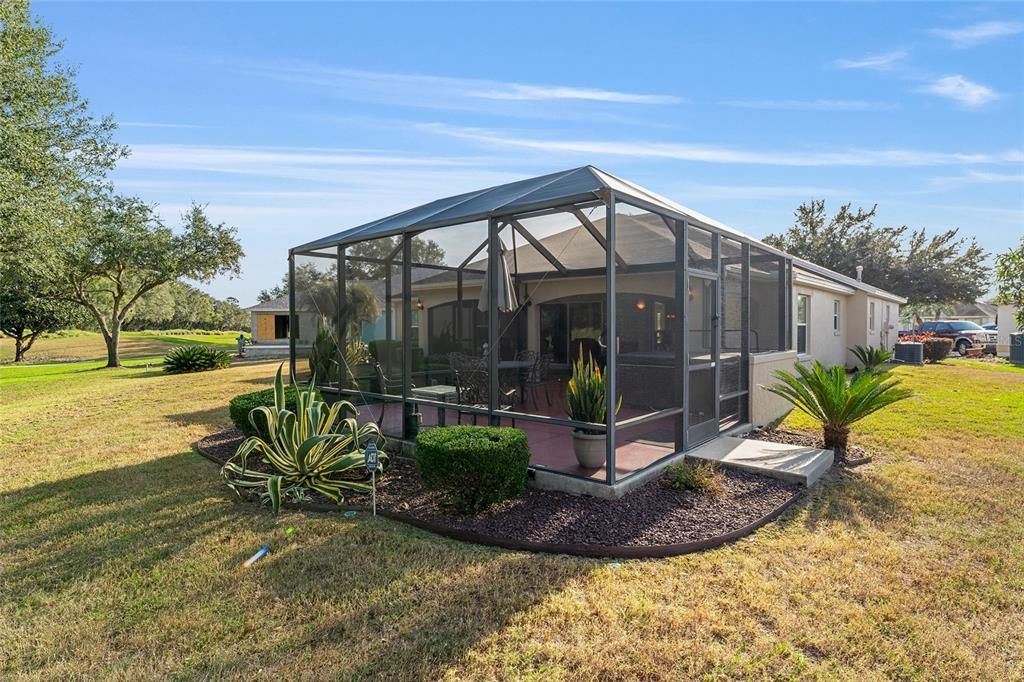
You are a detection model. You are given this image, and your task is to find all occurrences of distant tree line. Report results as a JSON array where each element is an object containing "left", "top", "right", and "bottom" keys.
[{"left": 122, "top": 282, "right": 249, "bottom": 331}]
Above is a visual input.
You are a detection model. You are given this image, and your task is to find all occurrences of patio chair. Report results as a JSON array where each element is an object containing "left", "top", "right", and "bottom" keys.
[
  {"left": 451, "top": 363, "right": 517, "bottom": 426},
  {"left": 372, "top": 362, "right": 414, "bottom": 428},
  {"left": 524, "top": 352, "right": 555, "bottom": 409}
]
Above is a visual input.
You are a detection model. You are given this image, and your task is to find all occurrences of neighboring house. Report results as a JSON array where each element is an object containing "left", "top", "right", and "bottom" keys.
[
  {"left": 996, "top": 304, "right": 1022, "bottom": 357},
  {"left": 247, "top": 295, "right": 317, "bottom": 345},
  {"left": 947, "top": 302, "right": 998, "bottom": 327}
]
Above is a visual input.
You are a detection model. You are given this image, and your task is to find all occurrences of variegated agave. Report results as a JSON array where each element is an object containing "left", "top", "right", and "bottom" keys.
[{"left": 221, "top": 365, "right": 386, "bottom": 513}]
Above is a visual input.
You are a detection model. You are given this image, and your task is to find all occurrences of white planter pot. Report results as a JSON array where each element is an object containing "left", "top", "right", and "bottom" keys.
[{"left": 571, "top": 431, "right": 606, "bottom": 468}]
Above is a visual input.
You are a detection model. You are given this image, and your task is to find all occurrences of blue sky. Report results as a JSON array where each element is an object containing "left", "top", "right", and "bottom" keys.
[{"left": 37, "top": 1, "right": 1024, "bottom": 304}]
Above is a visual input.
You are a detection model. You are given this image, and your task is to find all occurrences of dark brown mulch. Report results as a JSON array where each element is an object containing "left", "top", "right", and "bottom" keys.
[
  {"left": 197, "top": 429, "right": 800, "bottom": 549},
  {"left": 745, "top": 427, "right": 871, "bottom": 466}
]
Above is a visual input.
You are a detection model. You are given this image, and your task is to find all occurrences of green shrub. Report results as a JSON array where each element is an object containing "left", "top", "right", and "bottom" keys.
[
  {"left": 416, "top": 426, "right": 529, "bottom": 513},
  {"left": 221, "top": 366, "right": 385, "bottom": 514},
  {"left": 922, "top": 337, "right": 954, "bottom": 363},
  {"left": 230, "top": 387, "right": 302, "bottom": 437},
  {"left": 163, "top": 344, "right": 230, "bottom": 374},
  {"left": 664, "top": 460, "right": 726, "bottom": 496}
]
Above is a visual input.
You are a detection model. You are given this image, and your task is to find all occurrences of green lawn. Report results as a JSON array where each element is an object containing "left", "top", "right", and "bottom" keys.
[
  {"left": 0, "top": 329, "right": 244, "bottom": 365},
  {"left": 1, "top": 357, "right": 1022, "bottom": 679}
]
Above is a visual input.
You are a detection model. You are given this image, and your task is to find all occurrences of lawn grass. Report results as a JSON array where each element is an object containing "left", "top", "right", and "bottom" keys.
[
  {"left": 1, "top": 359, "right": 1022, "bottom": 679},
  {"left": 0, "top": 330, "right": 243, "bottom": 364}
]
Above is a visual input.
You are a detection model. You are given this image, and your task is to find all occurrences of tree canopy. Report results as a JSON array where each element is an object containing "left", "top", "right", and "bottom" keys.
[
  {"left": 0, "top": 0, "right": 125, "bottom": 360},
  {"left": 764, "top": 200, "right": 988, "bottom": 305},
  {"left": 62, "top": 199, "right": 244, "bottom": 366},
  {"left": 994, "top": 237, "right": 1024, "bottom": 328}
]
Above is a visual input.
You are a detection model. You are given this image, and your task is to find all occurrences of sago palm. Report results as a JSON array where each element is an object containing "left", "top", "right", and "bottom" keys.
[
  {"left": 762, "top": 361, "right": 912, "bottom": 454},
  {"left": 850, "top": 345, "right": 893, "bottom": 374}
]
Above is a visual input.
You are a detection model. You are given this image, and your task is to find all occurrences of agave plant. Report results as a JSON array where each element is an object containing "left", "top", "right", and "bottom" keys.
[
  {"left": 850, "top": 345, "right": 893, "bottom": 374},
  {"left": 221, "top": 365, "right": 386, "bottom": 513},
  {"left": 762, "top": 361, "right": 912, "bottom": 454},
  {"left": 565, "top": 348, "right": 620, "bottom": 434}
]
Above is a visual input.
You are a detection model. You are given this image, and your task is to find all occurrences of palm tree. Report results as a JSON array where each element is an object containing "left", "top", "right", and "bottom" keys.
[{"left": 762, "top": 361, "right": 912, "bottom": 455}]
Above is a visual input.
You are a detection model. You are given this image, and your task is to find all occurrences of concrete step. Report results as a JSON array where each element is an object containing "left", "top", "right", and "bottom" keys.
[{"left": 685, "top": 436, "right": 833, "bottom": 487}]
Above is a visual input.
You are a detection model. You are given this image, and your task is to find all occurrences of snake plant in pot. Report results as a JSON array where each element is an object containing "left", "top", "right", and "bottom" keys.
[
  {"left": 565, "top": 348, "right": 620, "bottom": 468},
  {"left": 221, "top": 365, "right": 386, "bottom": 513}
]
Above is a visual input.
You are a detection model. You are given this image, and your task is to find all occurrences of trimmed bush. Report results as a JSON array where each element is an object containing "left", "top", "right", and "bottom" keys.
[
  {"left": 163, "top": 344, "right": 230, "bottom": 374},
  {"left": 922, "top": 337, "right": 954, "bottom": 363},
  {"left": 416, "top": 426, "right": 529, "bottom": 513},
  {"left": 229, "top": 387, "right": 302, "bottom": 437},
  {"left": 663, "top": 460, "right": 726, "bottom": 496}
]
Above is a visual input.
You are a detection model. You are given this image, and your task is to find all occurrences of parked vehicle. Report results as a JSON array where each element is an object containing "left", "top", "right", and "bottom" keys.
[
  {"left": 900, "top": 321, "right": 997, "bottom": 356},
  {"left": 983, "top": 323, "right": 997, "bottom": 331}
]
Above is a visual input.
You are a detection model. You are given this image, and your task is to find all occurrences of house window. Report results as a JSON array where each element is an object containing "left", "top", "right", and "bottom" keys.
[
  {"left": 797, "top": 295, "right": 809, "bottom": 354},
  {"left": 869, "top": 302, "right": 876, "bottom": 331},
  {"left": 833, "top": 300, "right": 840, "bottom": 334}
]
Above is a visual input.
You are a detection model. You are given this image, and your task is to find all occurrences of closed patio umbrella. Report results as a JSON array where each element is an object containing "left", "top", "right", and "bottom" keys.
[{"left": 478, "top": 240, "right": 518, "bottom": 313}]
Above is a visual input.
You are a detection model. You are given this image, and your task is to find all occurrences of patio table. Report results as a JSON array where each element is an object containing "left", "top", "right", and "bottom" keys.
[{"left": 411, "top": 384, "right": 458, "bottom": 427}]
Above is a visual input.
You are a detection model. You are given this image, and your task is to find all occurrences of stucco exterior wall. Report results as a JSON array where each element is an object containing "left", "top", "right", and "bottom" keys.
[
  {"left": 845, "top": 293, "right": 899, "bottom": 361},
  {"left": 996, "top": 304, "right": 1021, "bottom": 356},
  {"left": 749, "top": 350, "right": 798, "bottom": 427},
  {"left": 793, "top": 285, "right": 848, "bottom": 368}
]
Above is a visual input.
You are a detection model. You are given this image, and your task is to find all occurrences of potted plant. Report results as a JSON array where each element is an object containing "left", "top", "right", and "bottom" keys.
[{"left": 565, "top": 349, "right": 620, "bottom": 468}]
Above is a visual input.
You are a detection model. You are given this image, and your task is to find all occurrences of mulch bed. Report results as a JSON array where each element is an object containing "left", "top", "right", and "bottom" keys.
[
  {"left": 745, "top": 427, "right": 872, "bottom": 466},
  {"left": 196, "top": 429, "right": 801, "bottom": 557}
]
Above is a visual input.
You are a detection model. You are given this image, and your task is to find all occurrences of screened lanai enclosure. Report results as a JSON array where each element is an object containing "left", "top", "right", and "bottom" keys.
[{"left": 288, "top": 166, "right": 792, "bottom": 490}]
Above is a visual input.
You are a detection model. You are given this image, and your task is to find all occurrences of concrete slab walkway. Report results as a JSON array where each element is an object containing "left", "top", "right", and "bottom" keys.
[{"left": 686, "top": 436, "right": 833, "bottom": 487}]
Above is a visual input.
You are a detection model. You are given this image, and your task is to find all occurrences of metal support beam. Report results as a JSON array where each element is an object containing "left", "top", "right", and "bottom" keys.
[
  {"left": 459, "top": 237, "right": 489, "bottom": 270},
  {"left": 288, "top": 251, "right": 297, "bottom": 378},
  {"left": 571, "top": 206, "right": 627, "bottom": 270},
  {"left": 778, "top": 255, "right": 788, "bottom": 352},
  {"left": 508, "top": 218, "right": 568, "bottom": 274},
  {"left": 401, "top": 236, "right": 413, "bottom": 439},
  {"left": 385, "top": 254, "right": 393, "bottom": 377},
  {"left": 487, "top": 218, "right": 499, "bottom": 424},
  {"left": 605, "top": 195, "right": 618, "bottom": 484},
  {"left": 456, "top": 270, "right": 464, "bottom": 352},
  {"left": 680, "top": 221, "right": 690, "bottom": 453},
  {"left": 674, "top": 219, "right": 686, "bottom": 453},
  {"left": 741, "top": 242, "right": 751, "bottom": 420},
  {"left": 337, "top": 245, "right": 347, "bottom": 386}
]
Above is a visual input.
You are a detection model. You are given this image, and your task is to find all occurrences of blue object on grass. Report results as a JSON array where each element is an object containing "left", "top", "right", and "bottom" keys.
[
  {"left": 243, "top": 545, "right": 270, "bottom": 568},
  {"left": 343, "top": 510, "right": 358, "bottom": 518}
]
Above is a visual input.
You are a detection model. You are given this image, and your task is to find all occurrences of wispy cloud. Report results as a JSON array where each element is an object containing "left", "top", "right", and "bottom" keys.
[
  {"left": 834, "top": 50, "right": 908, "bottom": 71},
  {"left": 723, "top": 99, "right": 896, "bottom": 111},
  {"left": 930, "top": 21, "right": 1024, "bottom": 48},
  {"left": 919, "top": 75, "right": 1000, "bottom": 108},
  {"left": 921, "top": 169, "right": 1024, "bottom": 192},
  {"left": 240, "top": 61, "right": 681, "bottom": 116},
  {"left": 421, "top": 124, "right": 1022, "bottom": 168},
  {"left": 466, "top": 83, "right": 679, "bottom": 104},
  {"left": 120, "top": 121, "right": 203, "bottom": 129},
  {"left": 675, "top": 182, "right": 852, "bottom": 201}
]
